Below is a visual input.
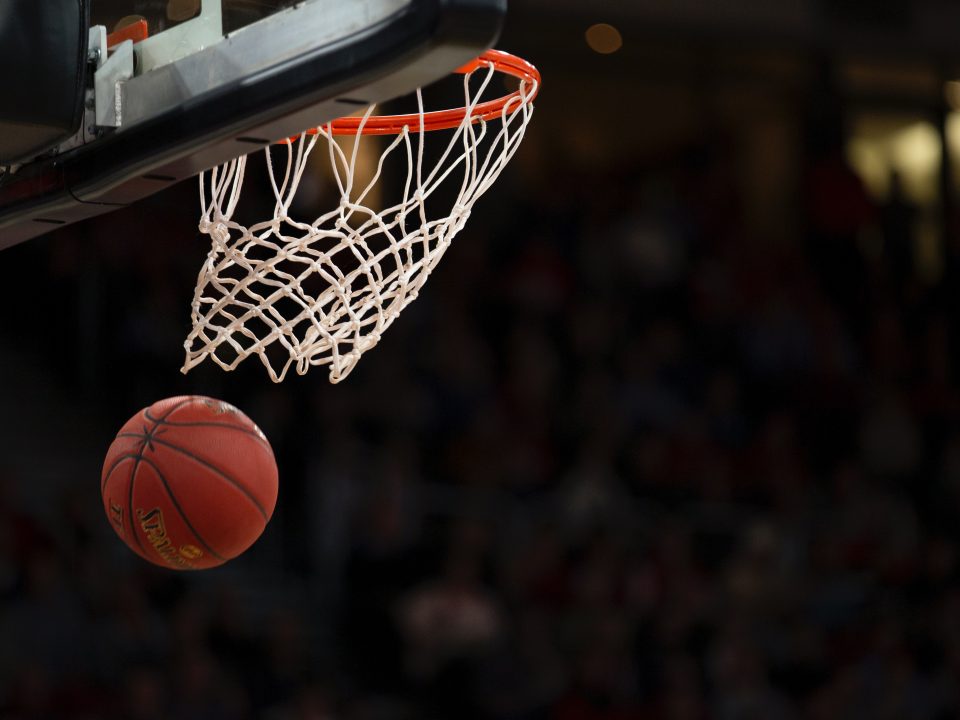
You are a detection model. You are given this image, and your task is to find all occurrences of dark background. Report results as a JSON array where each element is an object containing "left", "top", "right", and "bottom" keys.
[{"left": 2, "top": 0, "right": 960, "bottom": 718}]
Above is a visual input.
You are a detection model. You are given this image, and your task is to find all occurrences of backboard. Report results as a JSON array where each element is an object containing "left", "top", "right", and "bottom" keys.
[{"left": 0, "top": 0, "right": 506, "bottom": 249}]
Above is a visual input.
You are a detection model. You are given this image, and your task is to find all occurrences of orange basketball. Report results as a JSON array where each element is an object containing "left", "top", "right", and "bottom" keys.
[{"left": 101, "top": 396, "right": 278, "bottom": 570}]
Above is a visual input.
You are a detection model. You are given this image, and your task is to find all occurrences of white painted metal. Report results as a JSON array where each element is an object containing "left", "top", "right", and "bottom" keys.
[
  {"left": 94, "top": 40, "right": 134, "bottom": 127},
  {"left": 134, "top": 0, "right": 224, "bottom": 74}
]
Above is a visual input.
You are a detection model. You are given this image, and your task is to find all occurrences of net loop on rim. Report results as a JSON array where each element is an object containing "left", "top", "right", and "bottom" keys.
[{"left": 183, "top": 50, "right": 540, "bottom": 383}]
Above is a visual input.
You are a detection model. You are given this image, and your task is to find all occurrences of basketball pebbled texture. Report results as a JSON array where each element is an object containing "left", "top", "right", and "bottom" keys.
[{"left": 101, "top": 396, "right": 278, "bottom": 570}]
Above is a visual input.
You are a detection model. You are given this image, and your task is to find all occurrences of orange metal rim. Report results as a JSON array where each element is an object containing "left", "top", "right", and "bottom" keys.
[{"left": 294, "top": 49, "right": 540, "bottom": 139}]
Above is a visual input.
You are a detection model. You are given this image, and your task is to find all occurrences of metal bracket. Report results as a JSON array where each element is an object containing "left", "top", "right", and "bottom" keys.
[
  {"left": 136, "top": 0, "right": 223, "bottom": 75},
  {"left": 54, "top": 26, "right": 109, "bottom": 155},
  {"left": 89, "top": 25, "right": 107, "bottom": 71},
  {"left": 94, "top": 39, "right": 135, "bottom": 128}
]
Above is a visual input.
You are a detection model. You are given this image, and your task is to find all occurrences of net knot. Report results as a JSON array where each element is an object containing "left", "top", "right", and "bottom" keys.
[{"left": 199, "top": 221, "right": 231, "bottom": 247}]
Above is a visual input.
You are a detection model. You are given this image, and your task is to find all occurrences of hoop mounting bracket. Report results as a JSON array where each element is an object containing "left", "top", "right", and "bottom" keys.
[{"left": 94, "top": 39, "right": 135, "bottom": 128}]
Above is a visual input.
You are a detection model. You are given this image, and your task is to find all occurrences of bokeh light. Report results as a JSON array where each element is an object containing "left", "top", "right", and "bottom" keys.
[
  {"left": 585, "top": 23, "right": 623, "bottom": 55},
  {"left": 945, "top": 80, "right": 960, "bottom": 110}
]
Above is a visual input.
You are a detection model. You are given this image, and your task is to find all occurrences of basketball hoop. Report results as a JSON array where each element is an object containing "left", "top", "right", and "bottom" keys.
[{"left": 182, "top": 50, "right": 540, "bottom": 383}]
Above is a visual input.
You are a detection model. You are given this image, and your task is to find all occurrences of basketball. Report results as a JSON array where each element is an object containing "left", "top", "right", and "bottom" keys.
[{"left": 101, "top": 396, "right": 278, "bottom": 570}]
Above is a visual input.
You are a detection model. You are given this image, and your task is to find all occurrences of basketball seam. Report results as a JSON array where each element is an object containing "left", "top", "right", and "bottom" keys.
[
  {"left": 142, "top": 414, "right": 272, "bottom": 449},
  {"left": 128, "top": 448, "right": 149, "bottom": 558},
  {"left": 102, "top": 452, "right": 133, "bottom": 494},
  {"left": 121, "top": 433, "right": 271, "bottom": 522},
  {"left": 136, "top": 455, "right": 228, "bottom": 563},
  {"left": 120, "top": 398, "right": 194, "bottom": 564},
  {"left": 101, "top": 455, "right": 153, "bottom": 563},
  {"left": 155, "top": 397, "right": 199, "bottom": 423}
]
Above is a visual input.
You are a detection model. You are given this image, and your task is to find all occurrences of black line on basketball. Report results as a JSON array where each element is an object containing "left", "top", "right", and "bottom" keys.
[
  {"left": 128, "top": 452, "right": 149, "bottom": 558},
  {"left": 151, "top": 397, "right": 198, "bottom": 424},
  {"left": 116, "top": 430, "right": 169, "bottom": 442},
  {"left": 150, "top": 436, "right": 270, "bottom": 518},
  {"left": 136, "top": 456, "right": 228, "bottom": 563},
  {"left": 142, "top": 417, "right": 271, "bottom": 447},
  {"left": 115, "top": 433, "right": 147, "bottom": 440},
  {"left": 102, "top": 456, "right": 150, "bottom": 562},
  {"left": 144, "top": 436, "right": 270, "bottom": 521},
  {"left": 125, "top": 406, "right": 182, "bottom": 558},
  {"left": 102, "top": 452, "right": 139, "bottom": 494}
]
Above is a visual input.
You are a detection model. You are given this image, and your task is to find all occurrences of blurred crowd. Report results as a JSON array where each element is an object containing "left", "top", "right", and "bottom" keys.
[{"left": 1, "top": 71, "right": 960, "bottom": 720}]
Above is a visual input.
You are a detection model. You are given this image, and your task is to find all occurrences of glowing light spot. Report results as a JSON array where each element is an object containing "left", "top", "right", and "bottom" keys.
[
  {"left": 586, "top": 23, "right": 623, "bottom": 55},
  {"left": 945, "top": 81, "right": 960, "bottom": 111}
]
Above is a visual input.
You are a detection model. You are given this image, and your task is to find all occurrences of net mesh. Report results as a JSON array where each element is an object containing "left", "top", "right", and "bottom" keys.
[{"left": 182, "top": 61, "right": 537, "bottom": 383}]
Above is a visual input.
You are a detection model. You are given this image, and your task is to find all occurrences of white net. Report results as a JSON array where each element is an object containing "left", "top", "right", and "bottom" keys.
[{"left": 182, "top": 58, "right": 537, "bottom": 383}]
